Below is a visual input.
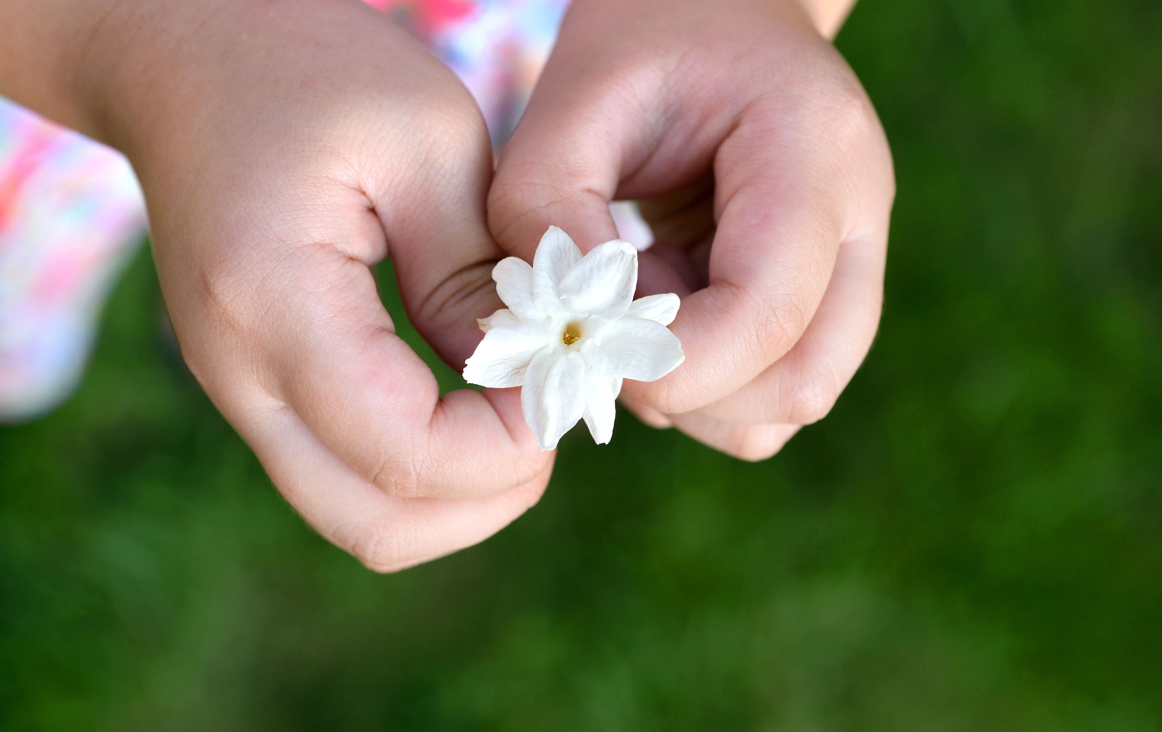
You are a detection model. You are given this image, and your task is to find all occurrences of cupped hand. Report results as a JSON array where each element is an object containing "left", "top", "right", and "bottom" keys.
[
  {"left": 91, "top": 0, "right": 553, "bottom": 570},
  {"left": 488, "top": 0, "right": 895, "bottom": 460}
]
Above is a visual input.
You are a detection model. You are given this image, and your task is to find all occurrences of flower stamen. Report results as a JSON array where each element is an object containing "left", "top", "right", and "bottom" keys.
[{"left": 562, "top": 321, "right": 583, "bottom": 346}]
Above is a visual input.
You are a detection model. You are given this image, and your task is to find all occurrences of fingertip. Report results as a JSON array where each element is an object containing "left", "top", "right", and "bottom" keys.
[
  {"left": 479, "top": 386, "right": 549, "bottom": 454},
  {"left": 625, "top": 278, "right": 812, "bottom": 415},
  {"left": 618, "top": 393, "right": 674, "bottom": 429},
  {"left": 669, "top": 413, "right": 801, "bottom": 462},
  {"left": 354, "top": 463, "right": 556, "bottom": 573},
  {"left": 488, "top": 96, "right": 625, "bottom": 258},
  {"left": 487, "top": 176, "right": 620, "bottom": 259}
]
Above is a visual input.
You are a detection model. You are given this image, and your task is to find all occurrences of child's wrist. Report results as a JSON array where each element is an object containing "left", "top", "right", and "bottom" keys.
[
  {"left": 0, "top": 0, "right": 120, "bottom": 138},
  {"left": 66, "top": 0, "right": 225, "bottom": 156},
  {"left": 0, "top": 0, "right": 179, "bottom": 149},
  {"left": 0, "top": 0, "right": 239, "bottom": 156}
]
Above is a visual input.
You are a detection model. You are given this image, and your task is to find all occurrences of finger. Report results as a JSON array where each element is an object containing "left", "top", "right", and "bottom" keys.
[
  {"left": 636, "top": 69, "right": 895, "bottom": 416},
  {"left": 668, "top": 412, "right": 801, "bottom": 463},
  {"left": 624, "top": 108, "right": 855, "bottom": 416},
  {"left": 617, "top": 392, "right": 674, "bottom": 429},
  {"left": 191, "top": 59, "right": 555, "bottom": 498},
  {"left": 695, "top": 224, "right": 887, "bottom": 424},
  {"left": 244, "top": 398, "right": 552, "bottom": 572},
  {"left": 495, "top": 106, "right": 844, "bottom": 415},
  {"left": 182, "top": 171, "right": 550, "bottom": 501},
  {"left": 487, "top": 53, "right": 695, "bottom": 300},
  {"left": 491, "top": 60, "right": 877, "bottom": 417},
  {"left": 487, "top": 81, "right": 622, "bottom": 256},
  {"left": 360, "top": 79, "right": 511, "bottom": 369},
  {"left": 235, "top": 242, "right": 549, "bottom": 499}
]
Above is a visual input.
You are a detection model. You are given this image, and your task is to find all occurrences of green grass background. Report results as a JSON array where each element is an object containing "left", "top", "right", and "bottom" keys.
[{"left": 3, "top": 0, "right": 1162, "bottom": 728}]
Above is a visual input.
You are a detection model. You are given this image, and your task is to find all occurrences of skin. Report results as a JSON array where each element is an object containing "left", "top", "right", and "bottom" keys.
[
  {"left": 0, "top": 0, "right": 891, "bottom": 570},
  {"left": 490, "top": 0, "right": 894, "bottom": 459}
]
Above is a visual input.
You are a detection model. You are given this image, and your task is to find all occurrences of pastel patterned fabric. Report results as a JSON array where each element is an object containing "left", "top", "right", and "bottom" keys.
[
  {"left": 0, "top": 0, "right": 618, "bottom": 420},
  {"left": 369, "top": 0, "right": 569, "bottom": 144},
  {"left": 0, "top": 102, "right": 146, "bottom": 419}
]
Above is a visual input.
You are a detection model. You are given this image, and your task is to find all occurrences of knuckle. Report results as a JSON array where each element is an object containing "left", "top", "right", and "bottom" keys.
[
  {"left": 197, "top": 255, "right": 255, "bottom": 335},
  {"left": 731, "top": 426, "right": 783, "bottom": 463},
  {"left": 198, "top": 241, "right": 350, "bottom": 335},
  {"left": 748, "top": 291, "right": 810, "bottom": 364},
  {"left": 717, "top": 281, "right": 811, "bottom": 389},
  {"left": 345, "top": 525, "right": 415, "bottom": 574},
  {"left": 786, "top": 368, "right": 842, "bottom": 425},
  {"left": 407, "top": 94, "right": 490, "bottom": 168},
  {"left": 188, "top": 242, "right": 344, "bottom": 383},
  {"left": 181, "top": 256, "right": 260, "bottom": 384},
  {"left": 763, "top": 297, "right": 810, "bottom": 348},
  {"left": 512, "top": 480, "right": 549, "bottom": 512},
  {"left": 807, "top": 73, "right": 878, "bottom": 152},
  {"left": 369, "top": 438, "right": 464, "bottom": 500},
  {"left": 406, "top": 448, "right": 450, "bottom": 499},
  {"left": 370, "top": 447, "right": 425, "bottom": 499}
]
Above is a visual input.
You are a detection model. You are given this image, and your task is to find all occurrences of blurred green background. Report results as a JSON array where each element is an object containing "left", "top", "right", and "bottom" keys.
[{"left": 3, "top": 0, "right": 1162, "bottom": 728}]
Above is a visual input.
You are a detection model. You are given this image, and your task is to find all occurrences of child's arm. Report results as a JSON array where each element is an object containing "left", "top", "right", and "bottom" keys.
[
  {"left": 0, "top": 0, "right": 112, "bottom": 137},
  {"left": 0, "top": 0, "right": 552, "bottom": 570},
  {"left": 488, "top": 0, "right": 893, "bottom": 459}
]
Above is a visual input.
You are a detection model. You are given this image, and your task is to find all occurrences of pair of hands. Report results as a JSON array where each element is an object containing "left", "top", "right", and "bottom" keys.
[{"left": 44, "top": 0, "right": 894, "bottom": 570}]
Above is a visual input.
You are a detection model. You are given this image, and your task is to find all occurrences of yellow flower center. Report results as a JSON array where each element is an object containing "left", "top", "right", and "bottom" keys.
[{"left": 562, "top": 321, "right": 583, "bottom": 346}]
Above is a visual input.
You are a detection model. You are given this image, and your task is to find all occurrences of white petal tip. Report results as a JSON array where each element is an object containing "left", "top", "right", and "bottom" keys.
[
  {"left": 461, "top": 362, "right": 481, "bottom": 385},
  {"left": 656, "top": 352, "right": 686, "bottom": 381}
]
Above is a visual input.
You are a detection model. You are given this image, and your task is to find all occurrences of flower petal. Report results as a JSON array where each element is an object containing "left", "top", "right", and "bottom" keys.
[
  {"left": 625, "top": 293, "right": 680, "bottom": 326},
  {"left": 558, "top": 239, "right": 638, "bottom": 319},
  {"left": 582, "top": 376, "right": 618, "bottom": 445},
  {"left": 521, "top": 348, "right": 587, "bottom": 450},
  {"left": 532, "top": 226, "right": 581, "bottom": 316},
  {"left": 587, "top": 317, "right": 685, "bottom": 382},
  {"left": 462, "top": 322, "right": 552, "bottom": 388},
  {"left": 493, "top": 257, "right": 541, "bottom": 319},
  {"left": 478, "top": 308, "right": 521, "bottom": 332}
]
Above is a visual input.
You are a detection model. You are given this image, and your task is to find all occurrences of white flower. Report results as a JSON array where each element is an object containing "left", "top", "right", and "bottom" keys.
[{"left": 463, "top": 226, "right": 685, "bottom": 450}]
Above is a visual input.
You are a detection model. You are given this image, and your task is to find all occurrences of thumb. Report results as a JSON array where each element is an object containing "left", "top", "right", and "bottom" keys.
[
  {"left": 369, "top": 89, "right": 509, "bottom": 371},
  {"left": 487, "top": 69, "right": 628, "bottom": 259},
  {"left": 487, "top": 55, "right": 699, "bottom": 301}
]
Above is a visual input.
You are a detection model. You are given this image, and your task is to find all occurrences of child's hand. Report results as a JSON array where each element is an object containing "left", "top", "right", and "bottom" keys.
[
  {"left": 80, "top": 0, "right": 552, "bottom": 570},
  {"left": 488, "top": 0, "right": 894, "bottom": 459}
]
